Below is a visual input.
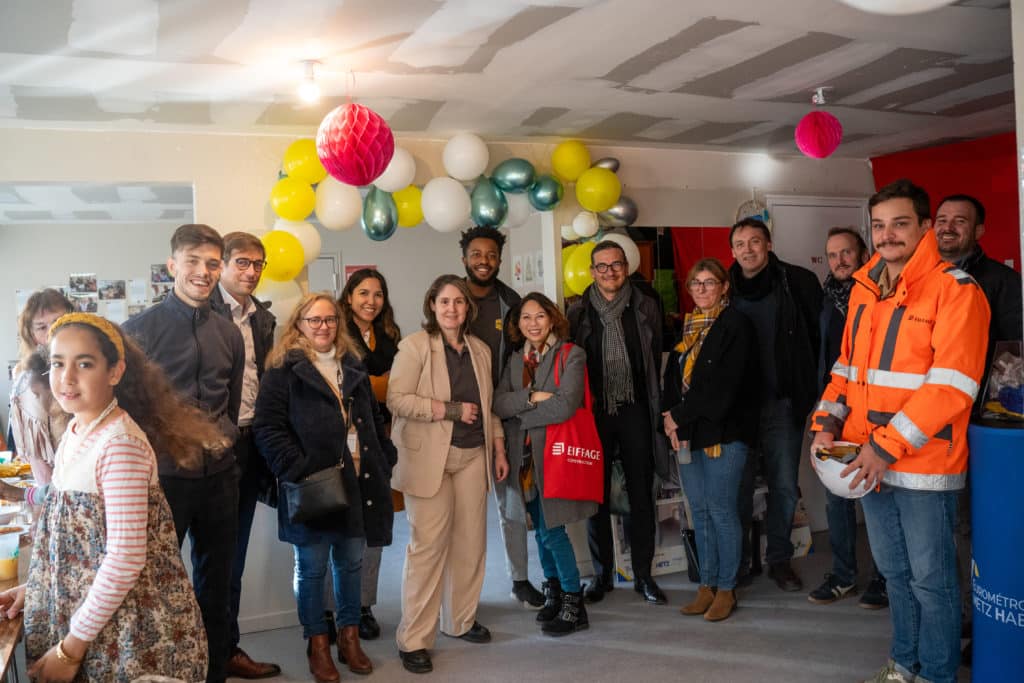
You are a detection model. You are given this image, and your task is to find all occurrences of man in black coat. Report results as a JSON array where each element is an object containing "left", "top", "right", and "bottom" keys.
[
  {"left": 123, "top": 224, "right": 244, "bottom": 683},
  {"left": 210, "top": 232, "right": 280, "bottom": 679},
  {"left": 568, "top": 240, "right": 671, "bottom": 606},
  {"left": 808, "top": 227, "right": 888, "bottom": 610},
  {"left": 934, "top": 194, "right": 1022, "bottom": 658},
  {"left": 728, "top": 218, "right": 822, "bottom": 593}
]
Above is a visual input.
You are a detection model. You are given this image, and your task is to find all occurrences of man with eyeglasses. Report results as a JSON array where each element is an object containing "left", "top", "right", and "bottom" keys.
[
  {"left": 209, "top": 232, "right": 281, "bottom": 679},
  {"left": 124, "top": 223, "right": 245, "bottom": 683},
  {"left": 728, "top": 218, "right": 822, "bottom": 593},
  {"left": 568, "top": 240, "right": 670, "bottom": 605}
]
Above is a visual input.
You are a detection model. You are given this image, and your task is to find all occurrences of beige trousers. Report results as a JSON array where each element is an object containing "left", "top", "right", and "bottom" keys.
[{"left": 396, "top": 445, "right": 488, "bottom": 652}]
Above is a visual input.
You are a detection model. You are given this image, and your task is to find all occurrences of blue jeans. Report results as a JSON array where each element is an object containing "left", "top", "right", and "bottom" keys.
[
  {"left": 293, "top": 536, "right": 364, "bottom": 638},
  {"left": 526, "top": 494, "right": 581, "bottom": 592},
  {"left": 679, "top": 441, "right": 747, "bottom": 590},
  {"left": 862, "top": 485, "right": 960, "bottom": 683},
  {"left": 758, "top": 398, "right": 802, "bottom": 564}
]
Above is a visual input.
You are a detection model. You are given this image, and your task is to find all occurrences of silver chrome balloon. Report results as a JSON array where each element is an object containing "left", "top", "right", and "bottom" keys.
[
  {"left": 592, "top": 157, "right": 620, "bottom": 172},
  {"left": 597, "top": 195, "right": 638, "bottom": 227}
]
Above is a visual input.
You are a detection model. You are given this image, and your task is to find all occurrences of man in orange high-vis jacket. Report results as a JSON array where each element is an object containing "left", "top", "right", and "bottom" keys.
[{"left": 811, "top": 179, "right": 989, "bottom": 683}]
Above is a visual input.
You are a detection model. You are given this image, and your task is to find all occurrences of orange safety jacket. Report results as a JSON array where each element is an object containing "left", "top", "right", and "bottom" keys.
[{"left": 811, "top": 230, "right": 990, "bottom": 491}]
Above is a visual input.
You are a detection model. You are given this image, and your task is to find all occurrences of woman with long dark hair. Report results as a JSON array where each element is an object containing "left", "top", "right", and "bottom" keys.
[
  {"left": 0, "top": 313, "right": 214, "bottom": 681},
  {"left": 338, "top": 269, "right": 400, "bottom": 641},
  {"left": 254, "top": 293, "right": 395, "bottom": 683}
]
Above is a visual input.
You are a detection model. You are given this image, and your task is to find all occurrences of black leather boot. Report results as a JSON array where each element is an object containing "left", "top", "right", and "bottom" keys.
[
  {"left": 536, "top": 577, "right": 563, "bottom": 623},
  {"left": 542, "top": 589, "right": 589, "bottom": 636}
]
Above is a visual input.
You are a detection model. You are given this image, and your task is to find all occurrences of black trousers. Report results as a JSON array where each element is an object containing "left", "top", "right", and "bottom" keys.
[
  {"left": 587, "top": 402, "right": 656, "bottom": 581},
  {"left": 161, "top": 465, "right": 240, "bottom": 683},
  {"left": 229, "top": 427, "right": 267, "bottom": 650}
]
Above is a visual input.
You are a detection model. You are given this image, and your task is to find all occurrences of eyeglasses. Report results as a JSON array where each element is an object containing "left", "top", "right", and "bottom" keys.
[
  {"left": 232, "top": 257, "right": 267, "bottom": 272},
  {"left": 593, "top": 261, "right": 626, "bottom": 274},
  {"left": 688, "top": 279, "right": 721, "bottom": 290},
  {"left": 301, "top": 316, "right": 339, "bottom": 329}
]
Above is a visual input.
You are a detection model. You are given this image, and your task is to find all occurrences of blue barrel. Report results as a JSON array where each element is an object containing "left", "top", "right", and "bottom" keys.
[{"left": 968, "top": 423, "right": 1024, "bottom": 680}]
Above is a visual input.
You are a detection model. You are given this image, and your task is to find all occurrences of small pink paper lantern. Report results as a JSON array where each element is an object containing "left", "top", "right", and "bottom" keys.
[
  {"left": 795, "top": 111, "right": 843, "bottom": 159},
  {"left": 316, "top": 103, "right": 395, "bottom": 186}
]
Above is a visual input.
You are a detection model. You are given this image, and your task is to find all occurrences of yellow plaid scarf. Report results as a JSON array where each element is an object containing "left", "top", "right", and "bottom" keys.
[{"left": 674, "top": 300, "right": 727, "bottom": 457}]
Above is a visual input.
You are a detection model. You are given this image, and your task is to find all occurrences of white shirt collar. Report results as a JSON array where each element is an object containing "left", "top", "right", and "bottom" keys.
[{"left": 219, "top": 282, "right": 253, "bottom": 320}]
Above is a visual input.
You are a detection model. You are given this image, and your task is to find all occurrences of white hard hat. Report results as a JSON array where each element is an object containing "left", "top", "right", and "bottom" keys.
[{"left": 811, "top": 442, "right": 874, "bottom": 499}]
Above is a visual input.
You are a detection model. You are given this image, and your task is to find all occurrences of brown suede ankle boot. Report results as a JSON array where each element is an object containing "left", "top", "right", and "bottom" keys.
[
  {"left": 704, "top": 588, "right": 737, "bottom": 621},
  {"left": 339, "top": 624, "right": 373, "bottom": 674},
  {"left": 680, "top": 585, "right": 716, "bottom": 615},
  {"left": 308, "top": 634, "right": 340, "bottom": 683}
]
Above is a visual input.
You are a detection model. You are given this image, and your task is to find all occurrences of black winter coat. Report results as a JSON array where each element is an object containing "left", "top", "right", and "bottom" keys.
[
  {"left": 662, "top": 306, "right": 760, "bottom": 450},
  {"left": 253, "top": 349, "right": 397, "bottom": 547},
  {"left": 729, "top": 253, "right": 822, "bottom": 428}
]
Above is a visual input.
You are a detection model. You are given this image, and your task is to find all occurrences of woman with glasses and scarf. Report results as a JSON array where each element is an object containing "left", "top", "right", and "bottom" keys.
[
  {"left": 662, "top": 258, "right": 759, "bottom": 622},
  {"left": 254, "top": 293, "right": 396, "bottom": 683}
]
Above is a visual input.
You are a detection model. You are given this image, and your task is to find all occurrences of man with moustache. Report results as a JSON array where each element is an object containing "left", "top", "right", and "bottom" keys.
[
  {"left": 808, "top": 227, "right": 888, "bottom": 610},
  {"left": 812, "top": 179, "right": 989, "bottom": 683},
  {"left": 123, "top": 223, "right": 245, "bottom": 683},
  {"left": 568, "top": 241, "right": 669, "bottom": 605},
  {"left": 934, "top": 196, "right": 1021, "bottom": 661},
  {"left": 459, "top": 226, "right": 542, "bottom": 608},
  {"left": 209, "top": 232, "right": 280, "bottom": 679},
  {"left": 729, "top": 218, "right": 822, "bottom": 592}
]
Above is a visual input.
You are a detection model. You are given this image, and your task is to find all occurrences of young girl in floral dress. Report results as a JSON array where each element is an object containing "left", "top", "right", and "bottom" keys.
[{"left": 0, "top": 313, "right": 218, "bottom": 682}]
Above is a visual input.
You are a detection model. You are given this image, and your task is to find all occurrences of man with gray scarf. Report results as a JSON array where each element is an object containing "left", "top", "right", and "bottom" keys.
[{"left": 568, "top": 240, "right": 669, "bottom": 605}]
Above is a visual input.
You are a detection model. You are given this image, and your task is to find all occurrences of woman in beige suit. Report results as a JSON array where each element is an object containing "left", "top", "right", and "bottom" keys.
[{"left": 387, "top": 274, "right": 509, "bottom": 675}]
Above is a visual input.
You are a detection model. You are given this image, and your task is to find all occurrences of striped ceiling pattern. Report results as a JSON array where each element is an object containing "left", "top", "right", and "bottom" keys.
[{"left": 0, "top": 0, "right": 1012, "bottom": 158}]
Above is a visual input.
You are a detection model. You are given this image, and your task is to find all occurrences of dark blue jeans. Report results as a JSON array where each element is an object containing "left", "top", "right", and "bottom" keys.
[
  {"left": 862, "top": 485, "right": 960, "bottom": 683},
  {"left": 525, "top": 495, "right": 581, "bottom": 592},
  {"left": 161, "top": 465, "right": 240, "bottom": 683},
  {"left": 679, "top": 441, "right": 747, "bottom": 590},
  {"left": 293, "top": 536, "right": 364, "bottom": 638},
  {"left": 757, "top": 398, "right": 802, "bottom": 565},
  {"left": 824, "top": 488, "right": 859, "bottom": 586}
]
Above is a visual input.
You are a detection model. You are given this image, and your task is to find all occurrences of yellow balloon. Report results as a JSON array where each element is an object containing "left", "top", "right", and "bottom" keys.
[
  {"left": 561, "top": 244, "right": 580, "bottom": 295},
  {"left": 261, "top": 230, "right": 305, "bottom": 282},
  {"left": 282, "top": 139, "right": 328, "bottom": 185},
  {"left": 393, "top": 185, "right": 424, "bottom": 228},
  {"left": 575, "top": 167, "right": 622, "bottom": 213},
  {"left": 551, "top": 140, "right": 591, "bottom": 183},
  {"left": 270, "top": 177, "right": 316, "bottom": 222},
  {"left": 564, "top": 242, "right": 596, "bottom": 296}
]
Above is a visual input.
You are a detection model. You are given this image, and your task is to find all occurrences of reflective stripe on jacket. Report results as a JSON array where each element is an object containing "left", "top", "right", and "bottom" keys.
[{"left": 811, "top": 230, "right": 990, "bottom": 491}]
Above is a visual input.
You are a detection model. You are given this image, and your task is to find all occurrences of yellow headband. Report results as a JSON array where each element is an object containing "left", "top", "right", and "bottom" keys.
[{"left": 49, "top": 313, "right": 125, "bottom": 362}]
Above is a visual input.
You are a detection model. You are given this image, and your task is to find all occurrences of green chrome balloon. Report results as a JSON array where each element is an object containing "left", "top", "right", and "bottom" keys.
[
  {"left": 361, "top": 186, "right": 398, "bottom": 241},
  {"left": 471, "top": 176, "right": 508, "bottom": 227}
]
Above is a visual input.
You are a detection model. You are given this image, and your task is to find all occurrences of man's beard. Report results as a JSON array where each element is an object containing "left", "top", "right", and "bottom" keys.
[{"left": 465, "top": 264, "right": 499, "bottom": 288}]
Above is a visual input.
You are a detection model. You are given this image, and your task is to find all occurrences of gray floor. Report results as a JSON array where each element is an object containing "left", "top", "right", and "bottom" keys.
[{"left": 233, "top": 509, "right": 971, "bottom": 683}]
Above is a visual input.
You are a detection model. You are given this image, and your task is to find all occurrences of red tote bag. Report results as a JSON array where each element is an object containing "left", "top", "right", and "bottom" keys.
[{"left": 543, "top": 344, "right": 604, "bottom": 503}]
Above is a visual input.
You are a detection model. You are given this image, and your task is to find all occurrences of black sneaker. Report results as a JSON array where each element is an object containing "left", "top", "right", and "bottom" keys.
[
  {"left": 859, "top": 576, "right": 889, "bottom": 610},
  {"left": 511, "top": 580, "right": 545, "bottom": 609},
  {"left": 808, "top": 573, "right": 857, "bottom": 604}
]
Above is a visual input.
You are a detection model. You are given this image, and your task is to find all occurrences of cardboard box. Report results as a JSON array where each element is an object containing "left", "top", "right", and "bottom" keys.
[{"left": 612, "top": 483, "right": 689, "bottom": 581}]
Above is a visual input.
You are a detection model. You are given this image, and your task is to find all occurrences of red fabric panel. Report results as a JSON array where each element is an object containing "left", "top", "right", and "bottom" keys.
[
  {"left": 670, "top": 227, "right": 733, "bottom": 313},
  {"left": 870, "top": 132, "right": 1020, "bottom": 272}
]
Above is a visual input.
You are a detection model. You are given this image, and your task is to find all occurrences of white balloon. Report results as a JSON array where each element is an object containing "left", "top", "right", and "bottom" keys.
[
  {"left": 501, "top": 193, "right": 532, "bottom": 229},
  {"left": 374, "top": 147, "right": 416, "bottom": 193},
  {"left": 274, "top": 219, "right": 322, "bottom": 265},
  {"left": 560, "top": 224, "right": 577, "bottom": 241},
  {"left": 442, "top": 133, "right": 489, "bottom": 181},
  {"left": 838, "top": 0, "right": 955, "bottom": 14},
  {"left": 421, "top": 177, "right": 471, "bottom": 233},
  {"left": 602, "top": 232, "right": 641, "bottom": 275},
  {"left": 572, "top": 211, "right": 599, "bottom": 238},
  {"left": 253, "top": 277, "right": 303, "bottom": 322},
  {"left": 315, "top": 176, "right": 362, "bottom": 231}
]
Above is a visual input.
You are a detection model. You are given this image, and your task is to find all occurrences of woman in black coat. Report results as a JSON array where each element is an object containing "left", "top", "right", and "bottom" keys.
[
  {"left": 338, "top": 268, "right": 400, "bottom": 641},
  {"left": 662, "top": 258, "right": 759, "bottom": 624},
  {"left": 254, "top": 293, "right": 396, "bottom": 683}
]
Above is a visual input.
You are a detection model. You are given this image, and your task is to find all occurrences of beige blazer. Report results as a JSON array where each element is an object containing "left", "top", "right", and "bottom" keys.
[{"left": 387, "top": 330, "right": 502, "bottom": 498}]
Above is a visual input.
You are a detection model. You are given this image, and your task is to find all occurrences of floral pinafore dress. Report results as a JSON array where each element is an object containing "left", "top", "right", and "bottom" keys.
[{"left": 23, "top": 413, "right": 208, "bottom": 682}]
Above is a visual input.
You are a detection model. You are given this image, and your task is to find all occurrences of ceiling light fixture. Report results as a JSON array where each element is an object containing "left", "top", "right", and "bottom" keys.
[{"left": 298, "top": 60, "right": 321, "bottom": 104}]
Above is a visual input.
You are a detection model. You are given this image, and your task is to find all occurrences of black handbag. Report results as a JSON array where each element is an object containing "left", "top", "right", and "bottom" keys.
[{"left": 281, "top": 462, "right": 348, "bottom": 523}]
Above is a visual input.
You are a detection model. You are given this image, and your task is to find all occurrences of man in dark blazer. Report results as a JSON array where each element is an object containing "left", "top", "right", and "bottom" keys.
[
  {"left": 568, "top": 240, "right": 672, "bottom": 605},
  {"left": 210, "top": 232, "right": 280, "bottom": 680}
]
